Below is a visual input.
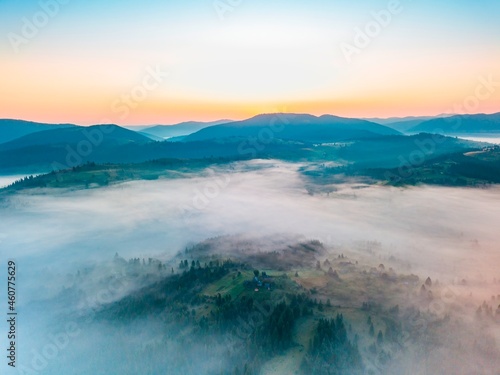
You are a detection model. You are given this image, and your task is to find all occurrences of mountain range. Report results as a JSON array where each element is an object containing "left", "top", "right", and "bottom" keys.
[
  {"left": 407, "top": 113, "right": 500, "bottom": 134},
  {"left": 0, "top": 112, "right": 498, "bottom": 174},
  {"left": 0, "top": 119, "right": 77, "bottom": 144},
  {"left": 183, "top": 114, "right": 400, "bottom": 143}
]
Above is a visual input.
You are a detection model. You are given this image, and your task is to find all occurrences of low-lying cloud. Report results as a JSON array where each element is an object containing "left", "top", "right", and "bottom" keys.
[{"left": 0, "top": 159, "right": 499, "bottom": 374}]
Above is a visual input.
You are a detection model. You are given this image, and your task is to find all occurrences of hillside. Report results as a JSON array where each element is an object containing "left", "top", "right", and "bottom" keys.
[
  {"left": 0, "top": 124, "right": 152, "bottom": 151},
  {"left": 0, "top": 125, "right": 156, "bottom": 173},
  {"left": 35, "top": 235, "right": 499, "bottom": 374},
  {"left": 329, "top": 133, "right": 479, "bottom": 169},
  {"left": 0, "top": 137, "right": 310, "bottom": 174},
  {"left": 1, "top": 137, "right": 492, "bottom": 194},
  {"left": 409, "top": 113, "right": 500, "bottom": 134},
  {"left": 302, "top": 144, "right": 500, "bottom": 188},
  {"left": 0, "top": 159, "right": 228, "bottom": 192},
  {"left": 0, "top": 119, "right": 78, "bottom": 144},
  {"left": 184, "top": 114, "right": 400, "bottom": 143},
  {"left": 380, "top": 119, "right": 434, "bottom": 133}
]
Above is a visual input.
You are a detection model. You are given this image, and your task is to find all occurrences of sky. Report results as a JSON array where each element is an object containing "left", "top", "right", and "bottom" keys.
[{"left": 0, "top": 0, "right": 499, "bottom": 125}]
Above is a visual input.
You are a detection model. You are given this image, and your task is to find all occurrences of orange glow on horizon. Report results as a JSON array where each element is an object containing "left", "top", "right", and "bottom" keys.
[
  {"left": 1, "top": 1, "right": 499, "bottom": 126},
  {"left": 2, "top": 94, "right": 498, "bottom": 126}
]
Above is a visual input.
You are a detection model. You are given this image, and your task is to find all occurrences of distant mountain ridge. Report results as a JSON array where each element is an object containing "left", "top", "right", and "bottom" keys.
[
  {"left": 141, "top": 120, "right": 233, "bottom": 138},
  {"left": 0, "top": 125, "right": 153, "bottom": 152},
  {"left": 184, "top": 113, "right": 400, "bottom": 143},
  {"left": 365, "top": 116, "right": 440, "bottom": 125},
  {"left": 365, "top": 115, "right": 454, "bottom": 133},
  {"left": 0, "top": 119, "right": 78, "bottom": 144},
  {"left": 408, "top": 113, "right": 500, "bottom": 134}
]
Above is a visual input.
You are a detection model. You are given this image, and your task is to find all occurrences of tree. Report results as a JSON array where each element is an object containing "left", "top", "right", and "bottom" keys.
[
  {"left": 327, "top": 267, "right": 339, "bottom": 278},
  {"left": 425, "top": 277, "right": 432, "bottom": 287},
  {"left": 257, "top": 301, "right": 295, "bottom": 353},
  {"left": 377, "top": 330, "right": 383, "bottom": 345},
  {"left": 302, "top": 305, "right": 309, "bottom": 317},
  {"left": 369, "top": 322, "right": 375, "bottom": 337},
  {"left": 302, "top": 315, "right": 364, "bottom": 374},
  {"left": 253, "top": 270, "right": 260, "bottom": 278}
]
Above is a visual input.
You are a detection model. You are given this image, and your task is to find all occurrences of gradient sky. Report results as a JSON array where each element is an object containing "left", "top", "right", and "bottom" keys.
[{"left": 0, "top": 0, "right": 499, "bottom": 125}]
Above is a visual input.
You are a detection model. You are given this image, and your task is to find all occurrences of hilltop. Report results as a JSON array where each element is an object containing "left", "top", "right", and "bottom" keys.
[{"left": 39, "top": 235, "right": 500, "bottom": 374}]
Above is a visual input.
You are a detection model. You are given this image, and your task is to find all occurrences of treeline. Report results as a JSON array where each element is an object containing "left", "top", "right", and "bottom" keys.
[
  {"left": 95, "top": 255, "right": 368, "bottom": 375},
  {"left": 229, "top": 296, "right": 315, "bottom": 375},
  {"left": 97, "top": 260, "right": 234, "bottom": 321},
  {"left": 4, "top": 173, "right": 40, "bottom": 189},
  {"left": 302, "top": 315, "right": 364, "bottom": 375}
]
